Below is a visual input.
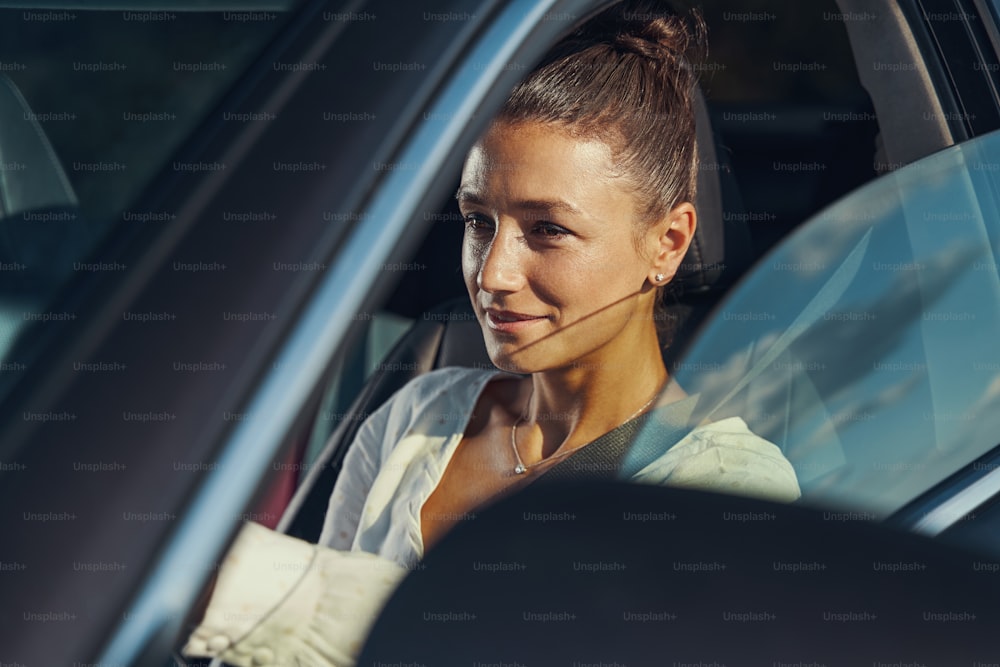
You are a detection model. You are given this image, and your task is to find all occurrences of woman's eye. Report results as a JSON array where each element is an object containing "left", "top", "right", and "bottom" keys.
[
  {"left": 462, "top": 214, "right": 493, "bottom": 233},
  {"left": 533, "top": 222, "right": 569, "bottom": 239}
]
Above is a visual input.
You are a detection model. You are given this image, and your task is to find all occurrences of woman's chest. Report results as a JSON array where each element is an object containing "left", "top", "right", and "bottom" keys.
[{"left": 418, "top": 427, "right": 532, "bottom": 552}]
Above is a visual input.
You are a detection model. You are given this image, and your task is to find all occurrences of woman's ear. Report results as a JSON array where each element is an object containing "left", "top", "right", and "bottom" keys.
[{"left": 648, "top": 202, "right": 697, "bottom": 285}]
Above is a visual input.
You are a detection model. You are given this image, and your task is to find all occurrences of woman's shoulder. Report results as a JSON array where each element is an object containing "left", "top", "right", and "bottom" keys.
[
  {"left": 631, "top": 416, "right": 801, "bottom": 503},
  {"left": 390, "top": 366, "right": 505, "bottom": 409},
  {"left": 406, "top": 365, "right": 503, "bottom": 389},
  {"left": 363, "top": 366, "right": 507, "bottom": 437}
]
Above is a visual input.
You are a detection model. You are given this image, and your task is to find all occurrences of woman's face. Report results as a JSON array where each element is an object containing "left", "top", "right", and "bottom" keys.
[{"left": 458, "top": 121, "right": 691, "bottom": 374}]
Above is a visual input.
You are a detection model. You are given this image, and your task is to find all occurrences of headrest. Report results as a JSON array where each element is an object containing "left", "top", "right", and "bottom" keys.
[{"left": 673, "top": 87, "right": 754, "bottom": 295}]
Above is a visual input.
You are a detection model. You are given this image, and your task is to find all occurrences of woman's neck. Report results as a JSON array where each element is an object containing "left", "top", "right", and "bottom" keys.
[{"left": 518, "top": 330, "right": 670, "bottom": 459}]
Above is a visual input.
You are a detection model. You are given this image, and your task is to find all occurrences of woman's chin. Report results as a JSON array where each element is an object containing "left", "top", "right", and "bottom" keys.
[
  {"left": 486, "top": 354, "right": 533, "bottom": 375},
  {"left": 484, "top": 346, "right": 542, "bottom": 375},
  {"left": 487, "top": 348, "right": 581, "bottom": 376}
]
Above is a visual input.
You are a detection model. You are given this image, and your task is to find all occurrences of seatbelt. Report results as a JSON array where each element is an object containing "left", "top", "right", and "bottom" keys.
[{"left": 538, "top": 227, "right": 873, "bottom": 484}]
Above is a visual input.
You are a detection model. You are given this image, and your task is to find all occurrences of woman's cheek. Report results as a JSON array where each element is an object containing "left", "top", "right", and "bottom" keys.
[
  {"left": 576, "top": 252, "right": 640, "bottom": 307},
  {"left": 574, "top": 249, "right": 622, "bottom": 284},
  {"left": 530, "top": 254, "right": 590, "bottom": 307}
]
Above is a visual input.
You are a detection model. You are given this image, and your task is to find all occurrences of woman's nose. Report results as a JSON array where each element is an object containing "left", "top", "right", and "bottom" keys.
[{"left": 477, "top": 229, "right": 525, "bottom": 294}]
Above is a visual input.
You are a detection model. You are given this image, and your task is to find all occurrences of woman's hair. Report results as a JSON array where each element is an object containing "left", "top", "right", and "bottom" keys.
[{"left": 497, "top": 0, "right": 706, "bottom": 342}]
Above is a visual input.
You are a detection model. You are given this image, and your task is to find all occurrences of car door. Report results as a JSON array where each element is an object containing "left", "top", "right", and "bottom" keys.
[{"left": 636, "top": 125, "right": 1000, "bottom": 526}]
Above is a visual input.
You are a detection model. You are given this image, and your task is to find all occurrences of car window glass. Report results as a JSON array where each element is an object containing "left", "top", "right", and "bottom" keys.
[
  {"left": 0, "top": 7, "right": 292, "bottom": 362},
  {"left": 629, "top": 128, "right": 1000, "bottom": 518}
]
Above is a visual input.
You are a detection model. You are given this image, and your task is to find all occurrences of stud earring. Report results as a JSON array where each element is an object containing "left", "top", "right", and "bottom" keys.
[{"left": 654, "top": 273, "right": 665, "bottom": 283}]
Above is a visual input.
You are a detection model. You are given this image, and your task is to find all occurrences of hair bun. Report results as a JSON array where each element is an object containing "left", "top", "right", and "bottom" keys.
[
  {"left": 499, "top": 0, "right": 704, "bottom": 254},
  {"left": 579, "top": 1, "right": 706, "bottom": 65}
]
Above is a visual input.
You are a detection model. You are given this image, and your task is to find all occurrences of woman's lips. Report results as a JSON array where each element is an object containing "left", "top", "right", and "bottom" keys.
[{"left": 485, "top": 309, "right": 548, "bottom": 333}]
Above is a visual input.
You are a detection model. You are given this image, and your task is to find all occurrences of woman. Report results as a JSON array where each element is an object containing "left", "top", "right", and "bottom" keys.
[{"left": 184, "top": 3, "right": 800, "bottom": 665}]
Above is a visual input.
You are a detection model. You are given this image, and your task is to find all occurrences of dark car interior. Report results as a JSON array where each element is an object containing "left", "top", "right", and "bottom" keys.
[
  {"left": 275, "top": 0, "right": 918, "bottom": 541},
  {"left": 268, "top": 0, "right": 1000, "bottom": 551}
]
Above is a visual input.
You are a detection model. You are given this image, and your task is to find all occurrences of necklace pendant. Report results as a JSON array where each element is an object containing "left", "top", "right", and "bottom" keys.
[{"left": 514, "top": 463, "right": 527, "bottom": 475}]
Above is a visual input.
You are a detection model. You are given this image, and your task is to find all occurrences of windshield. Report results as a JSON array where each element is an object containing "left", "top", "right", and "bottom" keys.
[{"left": 628, "top": 129, "right": 1000, "bottom": 518}]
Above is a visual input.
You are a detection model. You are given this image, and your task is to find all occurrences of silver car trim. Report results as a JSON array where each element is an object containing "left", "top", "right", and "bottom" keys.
[
  {"left": 911, "top": 465, "right": 1000, "bottom": 536},
  {"left": 96, "top": 0, "right": 559, "bottom": 663}
]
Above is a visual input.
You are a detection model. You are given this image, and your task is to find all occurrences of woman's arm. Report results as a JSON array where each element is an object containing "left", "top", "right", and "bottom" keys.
[
  {"left": 182, "top": 522, "right": 406, "bottom": 667},
  {"left": 182, "top": 391, "right": 406, "bottom": 667}
]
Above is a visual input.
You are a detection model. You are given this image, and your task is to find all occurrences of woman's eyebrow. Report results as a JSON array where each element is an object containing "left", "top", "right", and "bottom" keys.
[
  {"left": 454, "top": 187, "right": 482, "bottom": 205},
  {"left": 455, "top": 188, "right": 581, "bottom": 215},
  {"left": 514, "top": 199, "right": 582, "bottom": 215}
]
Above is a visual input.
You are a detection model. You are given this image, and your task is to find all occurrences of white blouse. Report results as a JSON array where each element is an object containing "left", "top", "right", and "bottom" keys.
[{"left": 184, "top": 366, "right": 800, "bottom": 667}]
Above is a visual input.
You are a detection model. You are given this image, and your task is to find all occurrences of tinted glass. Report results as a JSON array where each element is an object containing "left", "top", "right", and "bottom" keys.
[
  {"left": 629, "top": 129, "right": 1000, "bottom": 517},
  {"left": 0, "top": 7, "right": 291, "bottom": 361}
]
